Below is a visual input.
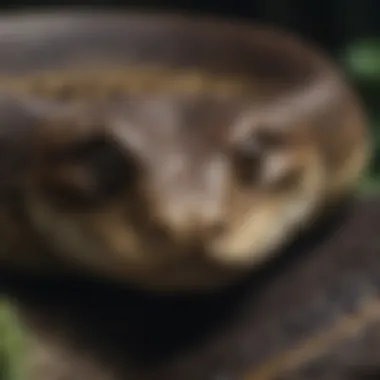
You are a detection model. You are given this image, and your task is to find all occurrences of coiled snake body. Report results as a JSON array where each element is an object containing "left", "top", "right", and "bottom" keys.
[{"left": 0, "top": 11, "right": 375, "bottom": 380}]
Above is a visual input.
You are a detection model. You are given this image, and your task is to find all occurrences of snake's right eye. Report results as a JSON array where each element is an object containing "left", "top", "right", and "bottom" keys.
[{"left": 42, "top": 134, "right": 139, "bottom": 207}]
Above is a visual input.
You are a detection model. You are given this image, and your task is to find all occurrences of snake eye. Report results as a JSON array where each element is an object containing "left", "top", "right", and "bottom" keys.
[
  {"left": 234, "top": 135, "right": 263, "bottom": 185},
  {"left": 43, "top": 134, "right": 139, "bottom": 207},
  {"left": 233, "top": 128, "right": 290, "bottom": 187}
]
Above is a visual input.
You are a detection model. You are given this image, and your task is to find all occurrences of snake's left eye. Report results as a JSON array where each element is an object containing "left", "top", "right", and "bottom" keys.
[
  {"left": 233, "top": 128, "right": 294, "bottom": 188},
  {"left": 233, "top": 134, "right": 263, "bottom": 185}
]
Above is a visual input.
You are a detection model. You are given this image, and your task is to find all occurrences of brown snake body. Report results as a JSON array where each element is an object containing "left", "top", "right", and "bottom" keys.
[{"left": 0, "top": 10, "right": 374, "bottom": 380}]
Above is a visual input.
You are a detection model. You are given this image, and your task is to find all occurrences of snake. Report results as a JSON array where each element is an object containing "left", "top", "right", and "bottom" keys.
[{"left": 0, "top": 10, "right": 373, "bottom": 380}]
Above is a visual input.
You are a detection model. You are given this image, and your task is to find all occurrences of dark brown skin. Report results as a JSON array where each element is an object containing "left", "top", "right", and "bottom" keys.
[
  {"left": 0, "top": 10, "right": 372, "bottom": 380},
  {"left": 3, "top": 196, "right": 380, "bottom": 380}
]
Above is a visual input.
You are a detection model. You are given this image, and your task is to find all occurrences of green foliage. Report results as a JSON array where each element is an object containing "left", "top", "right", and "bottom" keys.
[
  {"left": 345, "top": 38, "right": 380, "bottom": 83},
  {"left": 343, "top": 37, "right": 380, "bottom": 194},
  {"left": 0, "top": 301, "right": 27, "bottom": 380}
]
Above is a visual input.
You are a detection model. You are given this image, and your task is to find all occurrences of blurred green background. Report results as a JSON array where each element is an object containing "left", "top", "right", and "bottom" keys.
[{"left": 0, "top": 1, "right": 379, "bottom": 379}]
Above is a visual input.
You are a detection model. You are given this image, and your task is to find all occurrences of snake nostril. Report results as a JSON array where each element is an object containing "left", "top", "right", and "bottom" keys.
[
  {"left": 146, "top": 222, "right": 170, "bottom": 245},
  {"left": 207, "top": 221, "right": 227, "bottom": 239}
]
